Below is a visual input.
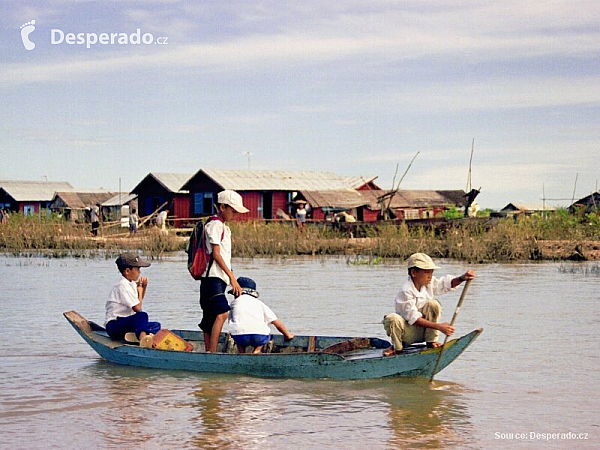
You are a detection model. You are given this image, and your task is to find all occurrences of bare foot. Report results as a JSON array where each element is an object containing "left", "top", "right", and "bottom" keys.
[
  {"left": 427, "top": 342, "right": 442, "bottom": 348},
  {"left": 383, "top": 347, "right": 402, "bottom": 357},
  {"left": 140, "top": 334, "right": 154, "bottom": 348}
]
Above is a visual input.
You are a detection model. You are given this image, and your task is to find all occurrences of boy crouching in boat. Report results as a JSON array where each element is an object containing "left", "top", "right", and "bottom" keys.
[
  {"left": 105, "top": 253, "right": 161, "bottom": 348},
  {"left": 227, "top": 277, "right": 294, "bottom": 354},
  {"left": 382, "top": 253, "right": 475, "bottom": 357}
]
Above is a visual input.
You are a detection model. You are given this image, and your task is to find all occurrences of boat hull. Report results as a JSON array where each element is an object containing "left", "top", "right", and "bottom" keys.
[{"left": 64, "top": 311, "right": 482, "bottom": 380}]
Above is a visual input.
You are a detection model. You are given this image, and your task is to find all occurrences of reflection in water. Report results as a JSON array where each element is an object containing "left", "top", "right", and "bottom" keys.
[
  {"left": 185, "top": 376, "right": 474, "bottom": 449},
  {"left": 382, "top": 379, "right": 472, "bottom": 448},
  {"left": 191, "top": 382, "right": 230, "bottom": 449},
  {"left": 81, "top": 361, "right": 474, "bottom": 449}
]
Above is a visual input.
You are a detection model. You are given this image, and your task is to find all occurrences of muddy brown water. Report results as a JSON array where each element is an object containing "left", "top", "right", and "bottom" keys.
[{"left": 0, "top": 255, "right": 597, "bottom": 449}]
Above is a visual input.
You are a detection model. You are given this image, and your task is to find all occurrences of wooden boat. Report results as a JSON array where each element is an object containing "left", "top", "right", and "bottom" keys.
[{"left": 64, "top": 310, "right": 482, "bottom": 380}]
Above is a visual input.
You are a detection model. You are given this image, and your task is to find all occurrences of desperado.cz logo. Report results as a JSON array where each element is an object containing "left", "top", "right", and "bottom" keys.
[{"left": 20, "top": 20, "right": 168, "bottom": 50}]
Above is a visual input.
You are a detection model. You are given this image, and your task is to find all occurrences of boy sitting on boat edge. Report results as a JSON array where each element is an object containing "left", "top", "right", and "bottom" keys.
[{"left": 104, "top": 252, "right": 161, "bottom": 348}]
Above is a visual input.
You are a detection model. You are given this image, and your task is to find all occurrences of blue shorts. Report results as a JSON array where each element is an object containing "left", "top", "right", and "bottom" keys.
[
  {"left": 232, "top": 334, "right": 271, "bottom": 348},
  {"left": 199, "top": 277, "right": 231, "bottom": 333},
  {"left": 105, "top": 311, "right": 161, "bottom": 340}
]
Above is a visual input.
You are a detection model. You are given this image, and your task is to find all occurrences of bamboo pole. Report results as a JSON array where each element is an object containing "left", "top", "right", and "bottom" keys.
[{"left": 429, "top": 279, "right": 472, "bottom": 383}]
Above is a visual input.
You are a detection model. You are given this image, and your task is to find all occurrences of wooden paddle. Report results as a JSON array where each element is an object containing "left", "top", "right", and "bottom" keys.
[{"left": 429, "top": 279, "right": 472, "bottom": 383}]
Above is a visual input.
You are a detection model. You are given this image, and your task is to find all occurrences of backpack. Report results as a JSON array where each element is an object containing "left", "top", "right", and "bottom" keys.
[{"left": 186, "top": 216, "right": 224, "bottom": 280}]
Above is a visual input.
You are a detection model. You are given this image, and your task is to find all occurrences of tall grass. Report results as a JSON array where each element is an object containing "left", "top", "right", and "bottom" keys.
[
  {"left": 0, "top": 213, "right": 184, "bottom": 257},
  {"left": 1, "top": 209, "right": 598, "bottom": 261}
]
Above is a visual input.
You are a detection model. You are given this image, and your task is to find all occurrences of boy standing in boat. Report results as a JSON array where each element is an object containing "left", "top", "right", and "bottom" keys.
[
  {"left": 382, "top": 253, "right": 475, "bottom": 357},
  {"left": 199, "top": 190, "right": 249, "bottom": 353},
  {"left": 105, "top": 253, "right": 161, "bottom": 348},
  {"left": 227, "top": 277, "right": 295, "bottom": 354}
]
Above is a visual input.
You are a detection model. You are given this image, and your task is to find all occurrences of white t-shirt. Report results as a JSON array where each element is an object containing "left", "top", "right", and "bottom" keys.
[
  {"left": 204, "top": 219, "right": 232, "bottom": 284},
  {"left": 156, "top": 211, "right": 167, "bottom": 227},
  {"left": 227, "top": 293, "right": 278, "bottom": 336},
  {"left": 394, "top": 275, "right": 455, "bottom": 325},
  {"left": 105, "top": 277, "right": 139, "bottom": 325},
  {"left": 296, "top": 208, "right": 307, "bottom": 222}
]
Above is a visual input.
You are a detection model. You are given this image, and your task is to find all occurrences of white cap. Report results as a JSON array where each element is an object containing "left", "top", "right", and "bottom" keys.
[
  {"left": 217, "top": 190, "right": 249, "bottom": 213},
  {"left": 406, "top": 253, "right": 440, "bottom": 270}
]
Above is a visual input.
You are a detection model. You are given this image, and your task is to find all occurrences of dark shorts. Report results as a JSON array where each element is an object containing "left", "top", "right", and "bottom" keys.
[
  {"left": 232, "top": 334, "right": 271, "bottom": 348},
  {"left": 199, "top": 277, "right": 231, "bottom": 333}
]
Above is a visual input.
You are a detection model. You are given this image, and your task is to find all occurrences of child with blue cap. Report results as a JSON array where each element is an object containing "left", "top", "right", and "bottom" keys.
[{"left": 227, "top": 277, "right": 294, "bottom": 354}]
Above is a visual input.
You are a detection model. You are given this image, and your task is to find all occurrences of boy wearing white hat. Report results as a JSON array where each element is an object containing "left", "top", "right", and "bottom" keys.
[
  {"left": 199, "top": 190, "right": 249, "bottom": 352},
  {"left": 382, "top": 253, "right": 475, "bottom": 357}
]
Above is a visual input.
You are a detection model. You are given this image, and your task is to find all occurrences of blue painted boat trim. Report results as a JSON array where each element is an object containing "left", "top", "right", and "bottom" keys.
[{"left": 64, "top": 311, "right": 482, "bottom": 380}]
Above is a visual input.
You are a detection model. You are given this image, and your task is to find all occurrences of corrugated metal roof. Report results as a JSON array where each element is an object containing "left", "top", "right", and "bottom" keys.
[
  {"left": 51, "top": 191, "right": 115, "bottom": 209},
  {"left": 394, "top": 190, "right": 460, "bottom": 208},
  {"left": 151, "top": 173, "right": 193, "bottom": 193},
  {"left": 301, "top": 189, "right": 368, "bottom": 209},
  {"left": 300, "top": 189, "right": 467, "bottom": 210},
  {"left": 501, "top": 203, "right": 549, "bottom": 212},
  {"left": 102, "top": 193, "right": 137, "bottom": 207},
  {"left": 344, "top": 175, "right": 379, "bottom": 189},
  {"left": 0, "top": 180, "right": 74, "bottom": 201},
  {"left": 199, "top": 169, "right": 376, "bottom": 191}
]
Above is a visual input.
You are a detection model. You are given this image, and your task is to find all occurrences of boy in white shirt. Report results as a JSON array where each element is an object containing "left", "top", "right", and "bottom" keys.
[
  {"left": 199, "top": 190, "right": 249, "bottom": 352},
  {"left": 105, "top": 253, "right": 161, "bottom": 348},
  {"left": 382, "top": 253, "right": 475, "bottom": 357},
  {"left": 227, "top": 277, "right": 294, "bottom": 354}
]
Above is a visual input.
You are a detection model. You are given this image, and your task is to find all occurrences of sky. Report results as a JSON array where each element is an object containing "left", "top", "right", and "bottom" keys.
[{"left": 1, "top": 0, "right": 599, "bottom": 209}]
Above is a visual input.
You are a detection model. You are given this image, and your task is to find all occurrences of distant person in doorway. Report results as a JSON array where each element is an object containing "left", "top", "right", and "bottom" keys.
[
  {"left": 199, "top": 190, "right": 249, "bottom": 352},
  {"left": 129, "top": 208, "right": 139, "bottom": 237},
  {"left": 105, "top": 253, "right": 161, "bottom": 348},
  {"left": 91, "top": 203, "right": 100, "bottom": 236},
  {"left": 227, "top": 277, "right": 294, "bottom": 354},
  {"left": 382, "top": 253, "right": 475, "bottom": 357}
]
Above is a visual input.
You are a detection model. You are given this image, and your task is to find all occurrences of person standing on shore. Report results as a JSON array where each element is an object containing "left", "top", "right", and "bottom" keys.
[
  {"left": 382, "top": 253, "right": 475, "bottom": 357},
  {"left": 91, "top": 203, "right": 100, "bottom": 236},
  {"left": 156, "top": 209, "right": 169, "bottom": 234},
  {"left": 199, "top": 190, "right": 249, "bottom": 352},
  {"left": 0, "top": 209, "right": 8, "bottom": 225},
  {"left": 295, "top": 203, "right": 307, "bottom": 230},
  {"left": 129, "top": 208, "right": 139, "bottom": 237}
]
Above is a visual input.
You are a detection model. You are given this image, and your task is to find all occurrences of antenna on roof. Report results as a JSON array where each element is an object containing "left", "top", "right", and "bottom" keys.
[{"left": 243, "top": 152, "right": 253, "bottom": 170}]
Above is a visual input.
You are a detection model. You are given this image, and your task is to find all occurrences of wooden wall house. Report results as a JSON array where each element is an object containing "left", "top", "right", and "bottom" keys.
[
  {"left": 500, "top": 203, "right": 554, "bottom": 217},
  {"left": 299, "top": 189, "right": 467, "bottom": 222},
  {"left": 131, "top": 173, "right": 192, "bottom": 227},
  {"left": 569, "top": 192, "right": 600, "bottom": 214},
  {"left": 299, "top": 189, "right": 375, "bottom": 222},
  {"left": 181, "top": 169, "right": 379, "bottom": 221},
  {"left": 49, "top": 191, "right": 115, "bottom": 222},
  {"left": 388, "top": 190, "right": 467, "bottom": 220},
  {"left": 101, "top": 193, "right": 138, "bottom": 222},
  {"left": 0, "top": 180, "right": 74, "bottom": 215}
]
